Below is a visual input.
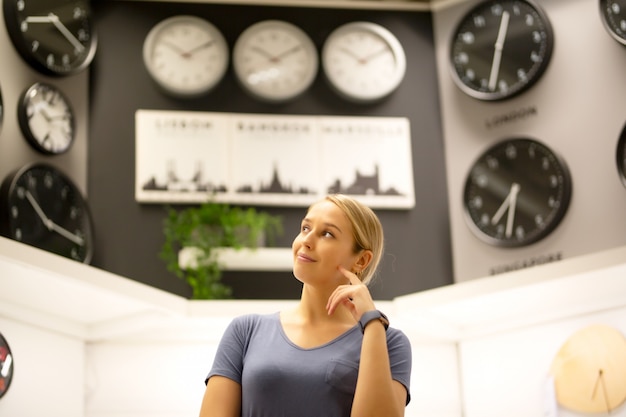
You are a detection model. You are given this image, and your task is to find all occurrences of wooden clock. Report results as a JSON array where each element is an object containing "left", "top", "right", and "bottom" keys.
[{"left": 551, "top": 324, "right": 626, "bottom": 414}]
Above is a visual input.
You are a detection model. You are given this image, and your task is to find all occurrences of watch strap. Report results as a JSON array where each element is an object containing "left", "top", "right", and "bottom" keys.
[{"left": 359, "top": 310, "right": 389, "bottom": 333}]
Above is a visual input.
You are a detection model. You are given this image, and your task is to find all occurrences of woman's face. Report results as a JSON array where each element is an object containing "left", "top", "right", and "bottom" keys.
[{"left": 292, "top": 200, "right": 360, "bottom": 286}]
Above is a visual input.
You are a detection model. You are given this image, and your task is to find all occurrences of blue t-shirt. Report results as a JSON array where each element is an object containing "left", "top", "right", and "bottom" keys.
[{"left": 206, "top": 312, "right": 412, "bottom": 417}]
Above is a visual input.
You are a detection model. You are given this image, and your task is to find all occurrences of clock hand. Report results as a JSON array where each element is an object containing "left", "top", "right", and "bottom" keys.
[
  {"left": 488, "top": 10, "right": 510, "bottom": 91},
  {"left": 27, "top": 14, "right": 86, "bottom": 53},
  {"left": 49, "top": 222, "right": 85, "bottom": 246},
  {"left": 591, "top": 369, "right": 611, "bottom": 412},
  {"left": 273, "top": 44, "right": 303, "bottom": 61},
  {"left": 161, "top": 40, "right": 186, "bottom": 56},
  {"left": 491, "top": 182, "right": 520, "bottom": 237},
  {"left": 183, "top": 40, "right": 216, "bottom": 58},
  {"left": 250, "top": 46, "right": 274, "bottom": 60},
  {"left": 25, "top": 190, "right": 50, "bottom": 224},
  {"left": 361, "top": 47, "right": 389, "bottom": 64},
  {"left": 25, "top": 190, "right": 84, "bottom": 245},
  {"left": 338, "top": 46, "right": 363, "bottom": 63},
  {"left": 505, "top": 182, "right": 520, "bottom": 238}
]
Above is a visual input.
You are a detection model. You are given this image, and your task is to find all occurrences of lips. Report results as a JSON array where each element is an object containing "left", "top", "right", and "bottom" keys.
[{"left": 296, "top": 252, "right": 315, "bottom": 262}]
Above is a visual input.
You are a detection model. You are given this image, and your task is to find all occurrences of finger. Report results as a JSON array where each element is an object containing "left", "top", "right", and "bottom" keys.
[{"left": 338, "top": 265, "right": 361, "bottom": 285}]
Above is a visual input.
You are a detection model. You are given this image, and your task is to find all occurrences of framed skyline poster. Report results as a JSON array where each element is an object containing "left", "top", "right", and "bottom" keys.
[{"left": 135, "top": 110, "right": 415, "bottom": 209}]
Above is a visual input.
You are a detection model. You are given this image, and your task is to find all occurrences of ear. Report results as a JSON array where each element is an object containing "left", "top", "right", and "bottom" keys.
[{"left": 353, "top": 250, "right": 373, "bottom": 273}]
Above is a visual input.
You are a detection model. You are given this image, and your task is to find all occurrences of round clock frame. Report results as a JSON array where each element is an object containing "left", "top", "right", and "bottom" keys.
[
  {"left": 18, "top": 82, "right": 76, "bottom": 155},
  {"left": 599, "top": 0, "right": 626, "bottom": 46},
  {"left": 143, "top": 15, "right": 229, "bottom": 98},
  {"left": 3, "top": 0, "right": 98, "bottom": 76},
  {"left": 321, "top": 21, "right": 407, "bottom": 103},
  {"left": 0, "top": 163, "right": 94, "bottom": 264},
  {"left": 463, "top": 137, "right": 572, "bottom": 248},
  {"left": 449, "top": 0, "right": 554, "bottom": 101},
  {"left": 232, "top": 20, "right": 319, "bottom": 103},
  {"left": 617, "top": 121, "right": 626, "bottom": 188}
]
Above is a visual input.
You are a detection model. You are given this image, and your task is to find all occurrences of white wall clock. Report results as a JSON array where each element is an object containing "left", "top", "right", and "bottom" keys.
[
  {"left": 18, "top": 82, "right": 76, "bottom": 155},
  {"left": 322, "top": 21, "right": 406, "bottom": 103},
  {"left": 233, "top": 20, "right": 318, "bottom": 103},
  {"left": 143, "top": 15, "right": 229, "bottom": 98}
]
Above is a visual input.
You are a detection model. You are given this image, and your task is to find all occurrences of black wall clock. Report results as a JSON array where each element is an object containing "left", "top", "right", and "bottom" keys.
[
  {"left": 617, "top": 121, "right": 626, "bottom": 187},
  {"left": 0, "top": 163, "right": 94, "bottom": 264},
  {"left": 600, "top": 0, "right": 626, "bottom": 46},
  {"left": 463, "top": 138, "right": 572, "bottom": 247},
  {"left": 3, "top": 0, "right": 97, "bottom": 76},
  {"left": 450, "top": 0, "right": 554, "bottom": 101},
  {"left": 18, "top": 82, "right": 76, "bottom": 155},
  {"left": 0, "top": 332, "right": 13, "bottom": 399}
]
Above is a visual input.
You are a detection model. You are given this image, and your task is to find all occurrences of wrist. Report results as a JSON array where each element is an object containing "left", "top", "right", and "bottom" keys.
[{"left": 359, "top": 310, "right": 389, "bottom": 333}]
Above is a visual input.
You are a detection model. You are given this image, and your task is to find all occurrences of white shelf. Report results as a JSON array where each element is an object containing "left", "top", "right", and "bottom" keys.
[{"left": 178, "top": 247, "right": 293, "bottom": 271}]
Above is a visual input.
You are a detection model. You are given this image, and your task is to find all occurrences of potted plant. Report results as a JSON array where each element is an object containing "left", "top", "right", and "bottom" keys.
[{"left": 160, "top": 201, "right": 283, "bottom": 299}]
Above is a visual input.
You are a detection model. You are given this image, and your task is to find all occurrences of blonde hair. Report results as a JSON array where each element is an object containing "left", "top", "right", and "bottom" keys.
[{"left": 322, "top": 194, "right": 384, "bottom": 285}]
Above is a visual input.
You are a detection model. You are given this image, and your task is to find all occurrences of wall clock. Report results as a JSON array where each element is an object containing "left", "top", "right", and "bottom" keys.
[
  {"left": 449, "top": 0, "right": 554, "bottom": 101},
  {"left": 618, "top": 121, "right": 626, "bottom": 187},
  {"left": 3, "top": 0, "right": 97, "bottom": 76},
  {"left": 463, "top": 138, "right": 572, "bottom": 247},
  {"left": 550, "top": 324, "right": 626, "bottom": 414},
  {"left": 143, "top": 15, "right": 229, "bottom": 98},
  {"left": 321, "top": 21, "right": 406, "bottom": 103},
  {"left": 18, "top": 82, "right": 75, "bottom": 155},
  {"left": 0, "top": 163, "right": 94, "bottom": 264},
  {"left": 0, "top": 332, "right": 13, "bottom": 399},
  {"left": 0, "top": 84, "right": 3, "bottom": 133},
  {"left": 233, "top": 20, "right": 318, "bottom": 103},
  {"left": 600, "top": 0, "right": 626, "bottom": 46}
]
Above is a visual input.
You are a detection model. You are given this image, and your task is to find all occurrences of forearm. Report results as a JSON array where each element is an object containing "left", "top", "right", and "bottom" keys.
[{"left": 351, "top": 321, "right": 404, "bottom": 417}]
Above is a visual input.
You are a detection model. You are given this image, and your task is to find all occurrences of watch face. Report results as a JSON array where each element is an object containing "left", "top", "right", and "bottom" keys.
[
  {"left": 450, "top": 0, "right": 554, "bottom": 101},
  {"left": 617, "top": 121, "right": 626, "bottom": 187},
  {"left": 600, "top": 0, "right": 626, "bottom": 46},
  {"left": 0, "top": 163, "right": 94, "bottom": 263},
  {"left": 322, "top": 21, "right": 406, "bottom": 103},
  {"left": 0, "top": 332, "right": 13, "bottom": 399},
  {"left": 143, "top": 15, "right": 229, "bottom": 98},
  {"left": 18, "top": 82, "right": 75, "bottom": 155},
  {"left": 463, "top": 138, "right": 572, "bottom": 247},
  {"left": 3, "top": 0, "right": 97, "bottom": 76},
  {"left": 233, "top": 20, "right": 319, "bottom": 103}
]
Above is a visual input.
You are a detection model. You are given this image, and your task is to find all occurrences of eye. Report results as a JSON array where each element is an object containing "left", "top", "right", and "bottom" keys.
[
  {"left": 301, "top": 224, "right": 310, "bottom": 233},
  {"left": 322, "top": 230, "right": 334, "bottom": 238}
]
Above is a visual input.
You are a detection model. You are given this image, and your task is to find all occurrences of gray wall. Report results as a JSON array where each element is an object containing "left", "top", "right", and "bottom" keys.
[{"left": 88, "top": 1, "right": 451, "bottom": 300}]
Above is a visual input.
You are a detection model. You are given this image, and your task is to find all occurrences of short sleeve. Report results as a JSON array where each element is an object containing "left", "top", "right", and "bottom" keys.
[
  {"left": 205, "top": 314, "right": 257, "bottom": 385},
  {"left": 387, "top": 328, "right": 412, "bottom": 404}
]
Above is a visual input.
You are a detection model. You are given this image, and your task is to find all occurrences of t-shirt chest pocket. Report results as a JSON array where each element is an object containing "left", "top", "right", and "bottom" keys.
[{"left": 325, "top": 358, "right": 359, "bottom": 394}]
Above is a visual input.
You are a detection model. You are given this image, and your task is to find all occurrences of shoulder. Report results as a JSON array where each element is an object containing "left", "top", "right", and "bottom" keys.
[
  {"left": 228, "top": 312, "right": 278, "bottom": 333},
  {"left": 386, "top": 327, "right": 412, "bottom": 351}
]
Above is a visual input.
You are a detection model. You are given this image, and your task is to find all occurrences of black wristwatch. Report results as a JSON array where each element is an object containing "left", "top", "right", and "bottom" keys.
[{"left": 359, "top": 310, "right": 389, "bottom": 333}]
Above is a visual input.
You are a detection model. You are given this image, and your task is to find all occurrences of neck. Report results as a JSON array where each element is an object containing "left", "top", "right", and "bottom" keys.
[{"left": 296, "top": 284, "right": 353, "bottom": 324}]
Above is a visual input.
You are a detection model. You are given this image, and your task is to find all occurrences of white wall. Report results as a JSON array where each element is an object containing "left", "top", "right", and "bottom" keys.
[{"left": 0, "top": 318, "right": 84, "bottom": 417}]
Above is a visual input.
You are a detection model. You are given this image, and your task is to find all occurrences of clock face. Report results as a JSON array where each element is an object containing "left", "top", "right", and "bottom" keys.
[
  {"left": 551, "top": 324, "right": 626, "bottom": 414},
  {"left": 0, "top": 332, "right": 13, "bottom": 399},
  {"left": 463, "top": 138, "right": 572, "bottom": 247},
  {"left": 233, "top": 20, "right": 318, "bottom": 103},
  {"left": 3, "top": 0, "right": 97, "bottom": 76},
  {"left": 600, "top": 0, "right": 626, "bottom": 46},
  {"left": 322, "top": 21, "right": 406, "bottom": 103},
  {"left": 0, "top": 163, "right": 94, "bottom": 264},
  {"left": 450, "top": 0, "right": 554, "bottom": 101},
  {"left": 617, "top": 121, "right": 626, "bottom": 187},
  {"left": 18, "top": 82, "right": 75, "bottom": 155},
  {"left": 143, "top": 15, "right": 229, "bottom": 98}
]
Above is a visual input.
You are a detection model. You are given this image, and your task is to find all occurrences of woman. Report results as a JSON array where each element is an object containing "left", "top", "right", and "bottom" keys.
[{"left": 199, "top": 194, "right": 412, "bottom": 417}]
